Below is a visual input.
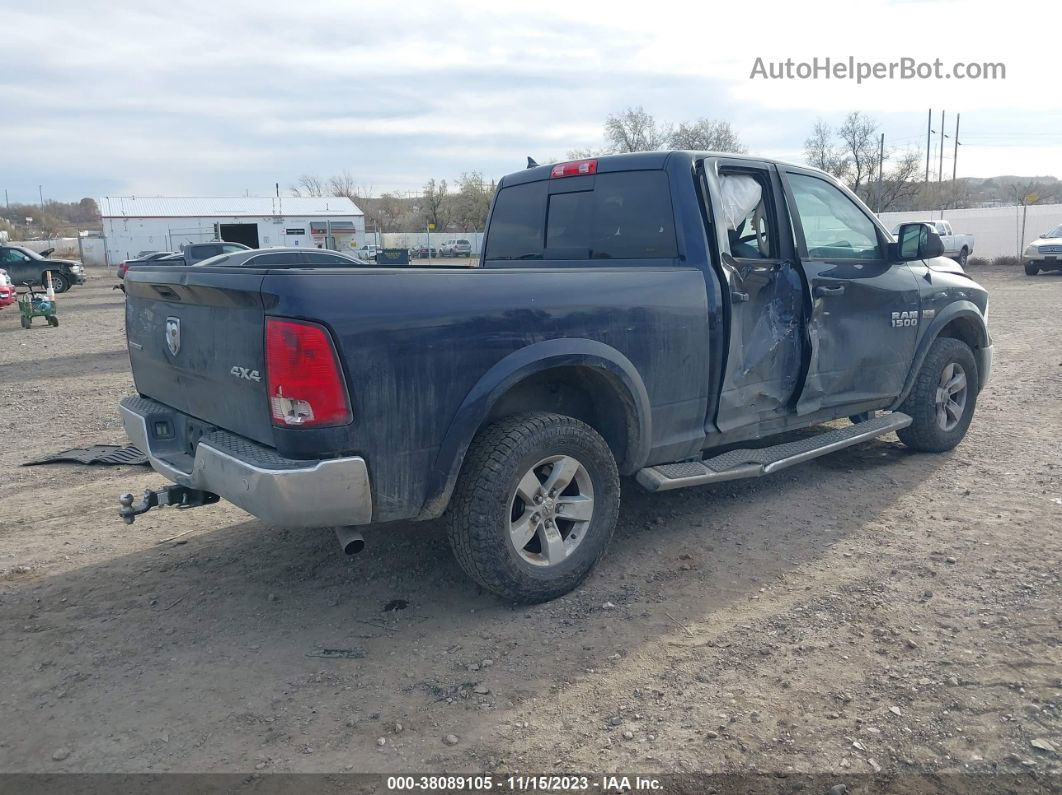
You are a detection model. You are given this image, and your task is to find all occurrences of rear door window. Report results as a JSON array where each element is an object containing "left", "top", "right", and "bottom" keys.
[
  {"left": 484, "top": 181, "right": 547, "bottom": 260},
  {"left": 248, "top": 252, "right": 300, "bottom": 266},
  {"left": 194, "top": 244, "right": 222, "bottom": 259},
  {"left": 486, "top": 171, "right": 677, "bottom": 262},
  {"left": 302, "top": 252, "right": 356, "bottom": 267},
  {"left": 554, "top": 171, "right": 677, "bottom": 260}
]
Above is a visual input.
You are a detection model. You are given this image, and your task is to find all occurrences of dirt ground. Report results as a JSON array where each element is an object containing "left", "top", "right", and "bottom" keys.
[{"left": 0, "top": 267, "right": 1059, "bottom": 784}]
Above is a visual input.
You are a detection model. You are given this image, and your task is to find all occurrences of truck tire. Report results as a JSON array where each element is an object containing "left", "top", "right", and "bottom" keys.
[
  {"left": 958, "top": 247, "right": 969, "bottom": 267},
  {"left": 1025, "top": 262, "right": 1039, "bottom": 276},
  {"left": 446, "top": 412, "right": 620, "bottom": 603},
  {"left": 896, "top": 337, "right": 978, "bottom": 452},
  {"left": 44, "top": 271, "right": 68, "bottom": 293}
]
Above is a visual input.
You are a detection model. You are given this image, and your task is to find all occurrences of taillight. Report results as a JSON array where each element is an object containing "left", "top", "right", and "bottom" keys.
[
  {"left": 550, "top": 159, "right": 597, "bottom": 178},
  {"left": 265, "top": 318, "right": 352, "bottom": 428}
]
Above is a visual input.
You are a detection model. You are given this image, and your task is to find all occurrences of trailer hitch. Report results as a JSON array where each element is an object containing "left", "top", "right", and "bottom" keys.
[{"left": 118, "top": 485, "right": 220, "bottom": 525}]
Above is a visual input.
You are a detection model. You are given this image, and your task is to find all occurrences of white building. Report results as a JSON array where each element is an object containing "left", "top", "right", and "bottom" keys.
[{"left": 97, "top": 196, "right": 364, "bottom": 265}]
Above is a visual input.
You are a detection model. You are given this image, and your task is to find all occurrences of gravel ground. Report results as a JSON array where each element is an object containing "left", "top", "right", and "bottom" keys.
[{"left": 0, "top": 266, "right": 1059, "bottom": 786}]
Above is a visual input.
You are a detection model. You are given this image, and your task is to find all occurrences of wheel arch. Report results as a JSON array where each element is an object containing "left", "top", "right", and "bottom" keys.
[
  {"left": 890, "top": 301, "right": 989, "bottom": 409},
  {"left": 418, "top": 339, "right": 652, "bottom": 519}
]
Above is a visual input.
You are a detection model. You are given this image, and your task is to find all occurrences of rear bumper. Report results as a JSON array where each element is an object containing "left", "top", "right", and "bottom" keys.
[{"left": 120, "top": 396, "right": 373, "bottom": 528}]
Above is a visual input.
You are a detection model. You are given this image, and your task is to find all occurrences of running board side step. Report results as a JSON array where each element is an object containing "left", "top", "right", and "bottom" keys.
[{"left": 635, "top": 413, "right": 912, "bottom": 492}]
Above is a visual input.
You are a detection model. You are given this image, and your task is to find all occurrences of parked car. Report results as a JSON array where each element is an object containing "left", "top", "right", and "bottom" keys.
[
  {"left": 439, "top": 238, "right": 472, "bottom": 257},
  {"left": 1022, "top": 224, "right": 1062, "bottom": 275},
  {"left": 0, "top": 245, "right": 86, "bottom": 293},
  {"left": 410, "top": 244, "right": 438, "bottom": 258},
  {"left": 195, "top": 248, "right": 369, "bottom": 268},
  {"left": 353, "top": 243, "right": 380, "bottom": 261},
  {"left": 0, "top": 268, "right": 15, "bottom": 307},
  {"left": 119, "top": 151, "right": 991, "bottom": 603},
  {"left": 890, "top": 220, "right": 974, "bottom": 267},
  {"left": 118, "top": 251, "right": 175, "bottom": 279}
]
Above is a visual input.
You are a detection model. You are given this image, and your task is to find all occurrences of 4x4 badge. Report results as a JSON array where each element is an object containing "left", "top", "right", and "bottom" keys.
[{"left": 165, "top": 317, "right": 181, "bottom": 356}]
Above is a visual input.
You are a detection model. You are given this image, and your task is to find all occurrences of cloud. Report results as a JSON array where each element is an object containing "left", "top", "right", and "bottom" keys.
[{"left": 0, "top": 0, "right": 1057, "bottom": 201}]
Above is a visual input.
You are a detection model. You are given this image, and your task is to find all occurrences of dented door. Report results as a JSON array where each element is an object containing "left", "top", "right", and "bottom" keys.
[{"left": 782, "top": 169, "right": 921, "bottom": 414}]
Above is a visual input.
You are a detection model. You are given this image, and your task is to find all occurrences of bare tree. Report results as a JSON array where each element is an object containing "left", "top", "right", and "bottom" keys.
[
  {"left": 604, "top": 106, "right": 672, "bottom": 153},
  {"left": 372, "top": 193, "right": 408, "bottom": 232},
  {"left": 329, "top": 170, "right": 372, "bottom": 202},
  {"left": 290, "top": 175, "right": 325, "bottom": 197},
  {"left": 874, "top": 149, "right": 923, "bottom": 212},
  {"left": 451, "top": 172, "right": 493, "bottom": 231},
  {"left": 668, "top": 119, "right": 746, "bottom": 153},
  {"left": 803, "top": 120, "right": 849, "bottom": 180},
  {"left": 422, "top": 178, "right": 451, "bottom": 231},
  {"left": 837, "top": 112, "right": 879, "bottom": 195}
]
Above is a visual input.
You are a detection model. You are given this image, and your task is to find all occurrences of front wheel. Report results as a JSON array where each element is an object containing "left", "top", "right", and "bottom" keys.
[
  {"left": 44, "top": 271, "right": 68, "bottom": 293},
  {"left": 447, "top": 412, "right": 620, "bottom": 603},
  {"left": 1025, "top": 262, "right": 1039, "bottom": 276},
  {"left": 897, "top": 337, "right": 978, "bottom": 452}
]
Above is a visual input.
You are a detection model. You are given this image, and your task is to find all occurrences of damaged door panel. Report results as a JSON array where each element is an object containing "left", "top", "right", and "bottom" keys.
[
  {"left": 701, "top": 159, "right": 805, "bottom": 433},
  {"left": 782, "top": 169, "right": 922, "bottom": 414}
]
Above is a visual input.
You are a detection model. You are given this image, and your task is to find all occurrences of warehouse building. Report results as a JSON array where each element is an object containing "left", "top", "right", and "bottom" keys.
[{"left": 97, "top": 196, "right": 364, "bottom": 265}]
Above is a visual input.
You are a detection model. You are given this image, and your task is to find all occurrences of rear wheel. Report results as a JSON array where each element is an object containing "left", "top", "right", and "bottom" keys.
[
  {"left": 447, "top": 412, "right": 620, "bottom": 603},
  {"left": 1025, "top": 262, "right": 1039, "bottom": 276},
  {"left": 958, "top": 247, "right": 969, "bottom": 267},
  {"left": 897, "top": 337, "right": 978, "bottom": 452}
]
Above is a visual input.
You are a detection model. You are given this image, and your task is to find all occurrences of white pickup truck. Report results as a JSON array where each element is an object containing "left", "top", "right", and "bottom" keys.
[{"left": 891, "top": 220, "right": 974, "bottom": 267}]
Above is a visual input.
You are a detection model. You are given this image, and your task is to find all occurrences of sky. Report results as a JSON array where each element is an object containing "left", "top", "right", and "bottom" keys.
[{"left": 2, "top": 0, "right": 1060, "bottom": 203}]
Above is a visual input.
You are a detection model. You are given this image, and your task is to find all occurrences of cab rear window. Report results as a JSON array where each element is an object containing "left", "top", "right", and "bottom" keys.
[{"left": 485, "top": 171, "right": 677, "bottom": 262}]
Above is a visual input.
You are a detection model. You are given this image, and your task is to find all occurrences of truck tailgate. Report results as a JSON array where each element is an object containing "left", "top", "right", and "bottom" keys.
[{"left": 124, "top": 268, "right": 273, "bottom": 445}]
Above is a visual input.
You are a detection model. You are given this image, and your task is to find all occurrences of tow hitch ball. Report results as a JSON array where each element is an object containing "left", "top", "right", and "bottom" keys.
[{"left": 118, "top": 485, "right": 220, "bottom": 524}]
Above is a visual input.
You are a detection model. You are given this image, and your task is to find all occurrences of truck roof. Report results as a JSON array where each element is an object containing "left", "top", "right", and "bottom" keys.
[{"left": 501, "top": 150, "right": 824, "bottom": 187}]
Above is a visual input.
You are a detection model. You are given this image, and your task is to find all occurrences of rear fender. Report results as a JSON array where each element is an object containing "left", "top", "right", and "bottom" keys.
[{"left": 418, "top": 338, "right": 652, "bottom": 519}]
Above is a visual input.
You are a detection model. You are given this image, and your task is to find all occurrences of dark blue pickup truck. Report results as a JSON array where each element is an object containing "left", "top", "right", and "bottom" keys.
[{"left": 118, "top": 151, "right": 992, "bottom": 602}]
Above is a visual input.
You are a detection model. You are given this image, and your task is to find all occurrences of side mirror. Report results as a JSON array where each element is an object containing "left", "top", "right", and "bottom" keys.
[{"left": 893, "top": 223, "right": 944, "bottom": 262}]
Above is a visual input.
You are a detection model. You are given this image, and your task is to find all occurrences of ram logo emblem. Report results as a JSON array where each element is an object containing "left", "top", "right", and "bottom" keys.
[
  {"left": 891, "top": 311, "right": 918, "bottom": 328},
  {"left": 165, "top": 317, "right": 181, "bottom": 356}
]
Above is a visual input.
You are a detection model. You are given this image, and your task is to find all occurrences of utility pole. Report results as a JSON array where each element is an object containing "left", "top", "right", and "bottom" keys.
[
  {"left": 938, "top": 110, "right": 946, "bottom": 184},
  {"left": 876, "top": 133, "right": 885, "bottom": 212},
  {"left": 39, "top": 184, "right": 45, "bottom": 211},
  {"left": 952, "top": 113, "right": 961, "bottom": 182},
  {"left": 925, "top": 108, "right": 932, "bottom": 182}
]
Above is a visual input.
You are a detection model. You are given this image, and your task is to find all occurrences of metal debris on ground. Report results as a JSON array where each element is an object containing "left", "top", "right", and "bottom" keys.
[
  {"left": 23, "top": 444, "right": 149, "bottom": 467},
  {"left": 306, "top": 648, "right": 366, "bottom": 659}
]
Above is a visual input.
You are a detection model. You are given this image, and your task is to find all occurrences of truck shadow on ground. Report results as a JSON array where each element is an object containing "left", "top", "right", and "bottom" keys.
[{"left": 0, "top": 437, "right": 949, "bottom": 770}]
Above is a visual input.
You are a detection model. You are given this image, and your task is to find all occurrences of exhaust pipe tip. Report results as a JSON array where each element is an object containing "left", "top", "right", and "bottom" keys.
[{"left": 335, "top": 526, "right": 365, "bottom": 555}]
